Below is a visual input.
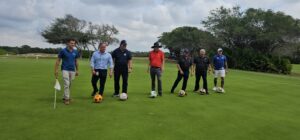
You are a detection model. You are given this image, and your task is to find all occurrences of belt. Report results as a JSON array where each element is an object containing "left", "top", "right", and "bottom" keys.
[{"left": 151, "top": 66, "right": 161, "bottom": 69}]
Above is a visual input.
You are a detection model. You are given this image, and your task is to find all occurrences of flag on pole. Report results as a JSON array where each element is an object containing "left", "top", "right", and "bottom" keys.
[
  {"left": 54, "top": 79, "right": 61, "bottom": 109},
  {"left": 54, "top": 79, "right": 61, "bottom": 91}
]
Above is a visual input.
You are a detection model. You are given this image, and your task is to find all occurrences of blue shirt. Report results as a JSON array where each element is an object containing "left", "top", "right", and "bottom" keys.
[
  {"left": 58, "top": 48, "right": 79, "bottom": 71},
  {"left": 112, "top": 48, "right": 132, "bottom": 68},
  {"left": 213, "top": 55, "right": 227, "bottom": 70},
  {"left": 90, "top": 51, "right": 114, "bottom": 70}
]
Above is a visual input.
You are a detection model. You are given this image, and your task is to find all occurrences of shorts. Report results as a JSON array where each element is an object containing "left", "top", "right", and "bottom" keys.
[{"left": 214, "top": 70, "right": 226, "bottom": 78}]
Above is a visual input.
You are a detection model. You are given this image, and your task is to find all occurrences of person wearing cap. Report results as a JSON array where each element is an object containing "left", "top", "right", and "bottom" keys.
[
  {"left": 148, "top": 42, "right": 165, "bottom": 96},
  {"left": 212, "top": 48, "right": 228, "bottom": 93},
  {"left": 54, "top": 38, "right": 79, "bottom": 105},
  {"left": 192, "top": 49, "right": 211, "bottom": 94},
  {"left": 112, "top": 40, "right": 132, "bottom": 97},
  {"left": 171, "top": 50, "right": 193, "bottom": 93},
  {"left": 90, "top": 42, "right": 113, "bottom": 97}
]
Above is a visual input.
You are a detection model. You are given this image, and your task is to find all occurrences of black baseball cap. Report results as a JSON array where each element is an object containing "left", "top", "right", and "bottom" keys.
[{"left": 120, "top": 40, "right": 127, "bottom": 46}]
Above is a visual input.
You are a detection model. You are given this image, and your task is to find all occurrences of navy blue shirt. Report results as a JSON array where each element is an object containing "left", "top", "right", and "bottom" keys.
[
  {"left": 213, "top": 55, "right": 227, "bottom": 70},
  {"left": 58, "top": 48, "right": 79, "bottom": 71},
  {"left": 112, "top": 48, "right": 132, "bottom": 68}
]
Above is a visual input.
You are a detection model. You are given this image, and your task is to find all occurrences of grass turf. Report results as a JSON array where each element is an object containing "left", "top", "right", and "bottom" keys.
[{"left": 0, "top": 57, "right": 300, "bottom": 140}]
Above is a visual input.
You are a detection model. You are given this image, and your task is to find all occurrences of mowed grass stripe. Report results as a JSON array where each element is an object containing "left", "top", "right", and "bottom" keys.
[{"left": 0, "top": 57, "right": 300, "bottom": 140}]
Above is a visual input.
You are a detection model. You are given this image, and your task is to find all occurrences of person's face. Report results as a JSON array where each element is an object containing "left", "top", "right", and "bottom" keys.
[
  {"left": 120, "top": 44, "right": 127, "bottom": 51},
  {"left": 200, "top": 51, "right": 205, "bottom": 57},
  {"left": 67, "top": 40, "right": 76, "bottom": 49},
  {"left": 99, "top": 44, "right": 107, "bottom": 53},
  {"left": 218, "top": 51, "right": 223, "bottom": 55},
  {"left": 154, "top": 47, "right": 159, "bottom": 51}
]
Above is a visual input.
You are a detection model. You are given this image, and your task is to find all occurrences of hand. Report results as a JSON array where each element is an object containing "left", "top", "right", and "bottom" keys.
[
  {"left": 92, "top": 70, "right": 96, "bottom": 75},
  {"left": 226, "top": 69, "right": 229, "bottom": 74},
  {"left": 75, "top": 71, "right": 79, "bottom": 76},
  {"left": 161, "top": 67, "right": 164, "bottom": 73},
  {"left": 128, "top": 68, "right": 132, "bottom": 73},
  {"left": 109, "top": 71, "right": 113, "bottom": 78},
  {"left": 180, "top": 70, "right": 184, "bottom": 75},
  {"left": 54, "top": 70, "right": 58, "bottom": 79},
  {"left": 147, "top": 68, "right": 150, "bottom": 73},
  {"left": 191, "top": 72, "right": 194, "bottom": 77}
]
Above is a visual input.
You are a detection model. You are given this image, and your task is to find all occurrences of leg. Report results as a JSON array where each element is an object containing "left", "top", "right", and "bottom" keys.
[
  {"left": 114, "top": 69, "right": 121, "bottom": 94},
  {"left": 194, "top": 71, "right": 200, "bottom": 91},
  {"left": 221, "top": 70, "right": 226, "bottom": 88},
  {"left": 150, "top": 68, "right": 156, "bottom": 91},
  {"left": 99, "top": 70, "right": 107, "bottom": 95},
  {"left": 62, "top": 70, "right": 71, "bottom": 100},
  {"left": 181, "top": 71, "right": 189, "bottom": 91},
  {"left": 121, "top": 69, "right": 128, "bottom": 93},
  {"left": 171, "top": 71, "right": 183, "bottom": 93},
  {"left": 202, "top": 71, "right": 208, "bottom": 93},
  {"left": 157, "top": 68, "right": 163, "bottom": 95},
  {"left": 91, "top": 72, "right": 100, "bottom": 96}
]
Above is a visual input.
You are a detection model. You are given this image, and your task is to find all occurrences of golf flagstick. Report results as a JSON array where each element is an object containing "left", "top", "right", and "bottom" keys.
[{"left": 54, "top": 79, "right": 61, "bottom": 109}]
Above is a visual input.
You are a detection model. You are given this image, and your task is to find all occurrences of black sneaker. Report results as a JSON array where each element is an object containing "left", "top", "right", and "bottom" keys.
[
  {"left": 170, "top": 90, "right": 174, "bottom": 94},
  {"left": 112, "top": 93, "right": 119, "bottom": 97},
  {"left": 158, "top": 93, "right": 162, "bottom": 96},
  {"left": 91, "top": 92, "right": 96, "bottom": 97}
]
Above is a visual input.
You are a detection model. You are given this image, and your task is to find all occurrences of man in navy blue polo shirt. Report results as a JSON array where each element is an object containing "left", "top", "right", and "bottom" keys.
[
  {"left": 90, "top": 43, "right": 114, "bottom": 97},
  {"left": 112, "top": 40, "right": 132, "bottom": 97},
  {"left": 212, "top": 48, "right": 228, "bottom": 93},
  {"left": 54, "top": 38, "right": 79, "bottom": 105}
]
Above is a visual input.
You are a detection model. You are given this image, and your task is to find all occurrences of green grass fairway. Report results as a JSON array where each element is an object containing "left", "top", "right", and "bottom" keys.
[{"left": 1, "top": 57, "right": 300, "bottom": 140}]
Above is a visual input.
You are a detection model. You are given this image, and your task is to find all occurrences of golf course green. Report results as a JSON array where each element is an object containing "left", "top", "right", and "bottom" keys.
[{"left": 0, "top": 57, "right": 300, "bottom": 140}]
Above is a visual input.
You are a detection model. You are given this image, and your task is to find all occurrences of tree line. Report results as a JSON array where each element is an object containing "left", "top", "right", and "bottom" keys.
[{"left": 160, "top": 6, "right": 300, "bottom": 74}]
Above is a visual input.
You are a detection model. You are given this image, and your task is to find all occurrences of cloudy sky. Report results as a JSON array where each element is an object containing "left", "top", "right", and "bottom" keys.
[{"left": 0, "top": 0, "right": 300, "bottom": 52}]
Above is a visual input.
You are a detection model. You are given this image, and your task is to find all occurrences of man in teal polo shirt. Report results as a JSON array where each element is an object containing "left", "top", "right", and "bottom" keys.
[{"left": 54, "top": 38, "right": 79, "bottom": 105}]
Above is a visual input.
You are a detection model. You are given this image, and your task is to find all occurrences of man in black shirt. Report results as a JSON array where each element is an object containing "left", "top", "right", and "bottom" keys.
[
  {"left": 192, "top": 49, "right": 211, "bottom": 94},
  {"left": 112, "top": 40, "right": 132, "bottom": 97},
  {"left": 171, "top": 50, "right": 193, "bottom": 93}
]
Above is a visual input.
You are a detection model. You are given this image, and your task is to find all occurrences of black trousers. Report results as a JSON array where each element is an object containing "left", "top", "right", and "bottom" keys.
[
  {"left": 91, "top": 69, "right": 107, "bottom": 95},
  {"left": 171, "top": 70, "right": 189, "bottom": 91},
  {"left": 194, "top": 70, "right": 208, "bottom": 92},
  {"left": 114, "top": 67, "right": 128, "bottom": 94}
]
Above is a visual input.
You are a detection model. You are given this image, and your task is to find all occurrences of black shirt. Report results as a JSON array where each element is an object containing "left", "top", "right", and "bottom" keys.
[
  {"left": 177, "top": 57, "right": 193, "bottom": 71},
  {"left": 194, "top": 56, "right": 210, "bottom": 71},
  {"left": 112, "top": 48, "right": 132, "bottom": 68}
]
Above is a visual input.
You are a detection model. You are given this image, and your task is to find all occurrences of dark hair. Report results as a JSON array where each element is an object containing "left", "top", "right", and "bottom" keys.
[
  {"left": 66, "top": 38, "right": 78, "bottom": 43},
  {"left": 98, "top": 42, "right": 107, "bottom": 48}
]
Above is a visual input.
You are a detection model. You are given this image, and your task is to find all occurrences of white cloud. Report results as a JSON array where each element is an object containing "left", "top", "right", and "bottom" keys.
[{"left": 0, "top": 0, "right": 300, "bottom": 52}]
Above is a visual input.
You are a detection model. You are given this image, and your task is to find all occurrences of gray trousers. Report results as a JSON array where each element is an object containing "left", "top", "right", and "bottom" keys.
[
  {"left": 150, "top": 67, "right": 162, "bottom": 94},
  {"left": 62, "top": 70, "right": 75, "bottom": 100}
]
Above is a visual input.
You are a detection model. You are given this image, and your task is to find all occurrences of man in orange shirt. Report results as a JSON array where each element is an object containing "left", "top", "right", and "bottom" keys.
[{"left": 148, "top": 42, "right": 165, "bottom": 96}]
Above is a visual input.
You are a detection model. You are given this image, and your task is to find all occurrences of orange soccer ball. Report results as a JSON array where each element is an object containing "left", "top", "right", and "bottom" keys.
[{"left": 94, "top": 94, "right": 103, "bottom": 103}]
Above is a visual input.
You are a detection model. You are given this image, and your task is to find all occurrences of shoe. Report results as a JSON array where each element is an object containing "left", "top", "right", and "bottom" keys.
[
  {"left": 91, "top": 92, "right": 96, "bottom": 97},
  {"left": 212, "top": 87, "right": 217, "bottom": 91},
  {"left": 221, "top": 88, "right": 225, "bottom": 93},
  {"left": 158, "top": 92, "right": 162, "bottom": 96},
  {"left": 171, "top": 90, "right": 174, "bottom": 94},
  {"left": 64, "top": 99, "right": 70, "bottom": 105},
  {"left": 112, "top": 93, "right": 119, "bottom": 97}
]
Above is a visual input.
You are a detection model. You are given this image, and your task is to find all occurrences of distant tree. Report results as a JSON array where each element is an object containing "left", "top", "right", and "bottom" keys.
[{"left": 159, "top": 26, "right": 218, "bottom": 57}]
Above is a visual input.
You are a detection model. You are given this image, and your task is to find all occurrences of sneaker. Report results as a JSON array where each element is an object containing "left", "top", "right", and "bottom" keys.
[
  {"left": 64, "top": 99, "right": 70, "bottom": 105},
  {"left": 221, "top": 88, "right": 225, "bottom": 93},
  {"left": 158, "top": 92, "right": 162, "bottom": 96},
  {"left": 91, "top": 92, "right": 96, "bottom": 97},
  {"left": 112, "top": 93, "right": 119, "bottom": 97},
  {"left": 212, "top": 87, "right": 217, "bottom": 91}
]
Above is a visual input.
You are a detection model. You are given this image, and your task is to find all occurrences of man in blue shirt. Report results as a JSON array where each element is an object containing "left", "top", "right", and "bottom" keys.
[
  {"left": 212, "top": 48, "right": 228, "bottom": 93},
  {"left": 54, "top": 38, "right": 79, "bottom": 105},
  {"left": 90, "top": 43, "right": 114, "bottom": 97},
  {"left": 112, "top": 40, "right": 132, "bottom": 97}
]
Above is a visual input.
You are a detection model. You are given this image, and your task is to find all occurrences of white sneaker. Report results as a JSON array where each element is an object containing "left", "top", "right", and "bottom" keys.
[
  {"left": 221, "top": 88, "right": 225, "bottom": 93},
  {"left": 212, "top": 87, "right": 217, "bottom": 91}
]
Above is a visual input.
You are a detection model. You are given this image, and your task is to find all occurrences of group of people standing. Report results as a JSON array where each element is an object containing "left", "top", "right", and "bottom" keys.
[{"left": 54, "top": 38, "right": 228, "bottom": 105}]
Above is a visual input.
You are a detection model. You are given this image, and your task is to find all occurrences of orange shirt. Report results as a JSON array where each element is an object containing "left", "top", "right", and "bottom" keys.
[{"left": 149, "top": 50, "right": 164, "bottom": 67}]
